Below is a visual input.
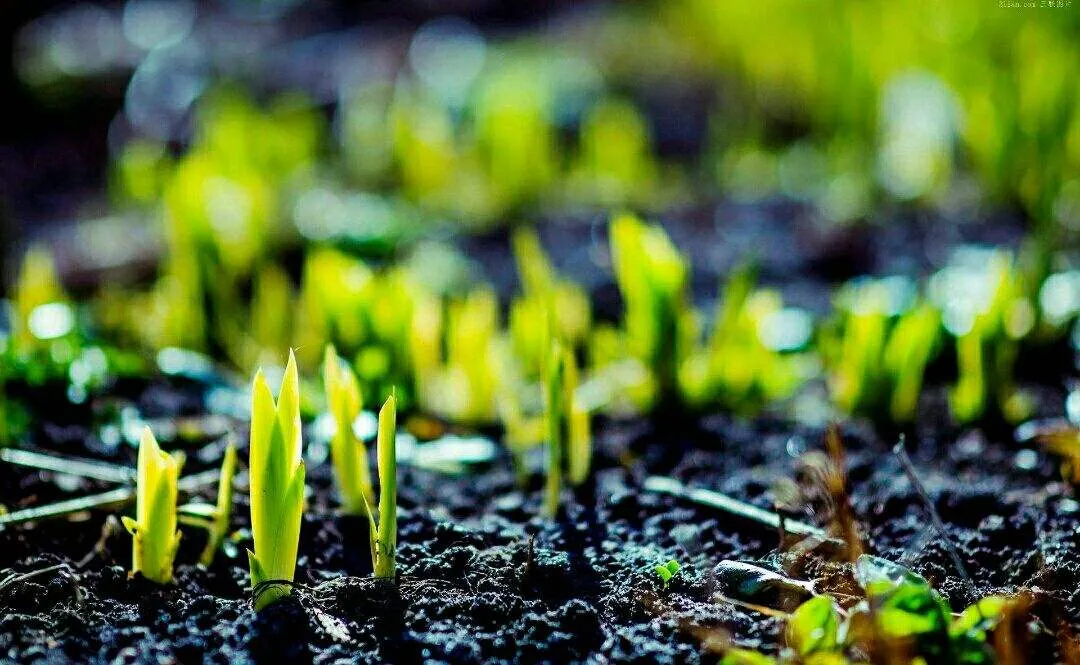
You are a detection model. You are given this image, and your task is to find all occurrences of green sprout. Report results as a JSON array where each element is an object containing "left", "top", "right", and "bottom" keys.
[
  {"left": 247, "top": 352, "right": 306, "bottom": 609},
  {"left": 247, "top": 263, "right": 295, "bottom": 368},
  {"left": 567, "top": 392, "right": 592, "bottom": 488},
  {"left": 543, "top": 344, "right": 567, "bottom": 519},
  {"left": 654, "top": 559, "right": 681, "bottom": 588},
  {"left": 121, "top": 427, "right": 183, "bottom": 584},
  {"left": 575, "top": 98, "right": 657, "bottom": 206},
  {"left": 365, "top": 395, "right": 398, "bottom": 580},
  {"left": 294, "top": 249, "right": 419, "bottom": 409},
  {"left": 12, "top": 246, "right": 68, "bottom": 352},
  {"left": 717, "top": 650, "right": 777, "bottom": 665},
  {"left": 475, "top": 62, "right": 556, "bottom": 208},
  {"left": 721, "top": 556, "right": 1013, "bottom": 664},
  {"left": 178, "top": 441, "right": 237, "bottom": 567},
  {"left": 682, "top": 263, "right": 813, "bottom": 412},
  {"left": 541, "top": 341, "right": 591, "bottom": 518},
  {"left": 852, "top": 555, "right": 1008, "bottom": 662},
  {"left": 826, "top": 279, "right": 941, "bottom": 423},
  {"left": 939, "top": 251, "right": 1033, "bottom": 424},
  {"left": 323, "top": 344, "right": 374, "bottom": 516},
  {"left": 509, "top": 228, "right": 592, "bottom": 379},
  {"left": 416, "top": 288, "right": 501, "bottom": 423},
  {"left": 609, "top": 213, "right": 693, "bottom": 408}
]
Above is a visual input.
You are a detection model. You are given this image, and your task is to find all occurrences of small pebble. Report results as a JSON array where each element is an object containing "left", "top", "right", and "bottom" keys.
[
  {"left": 954, "top": 430, "right": 985, "bottom": 458},
  {"left": 785, "top": 436, "right": 806, "bottom": 458},
  {"left": 1014, "top": 449, "right": 1039, "bottom": 471}
]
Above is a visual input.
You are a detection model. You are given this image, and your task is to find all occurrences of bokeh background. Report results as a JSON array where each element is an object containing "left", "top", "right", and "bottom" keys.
[
  {"left": 5, "top": 0, "right": 1079, "bottom": 261},
  {"left": 2, "top": 0, "right": 1080, "bottom": 437}
]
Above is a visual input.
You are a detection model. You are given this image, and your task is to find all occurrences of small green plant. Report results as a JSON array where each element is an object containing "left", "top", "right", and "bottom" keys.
[
  {"left": 509, "top": 228, "right": 592, "bottom": 379},
  {"left": 575, "top": 97, "right": 658, "bottom": 206},
  {"left": 720, "top": 555, "right": 1013, "bottom": 664},
  {"left": 825, "top": 279, "right": 941, "bottom": 423},
  {"left": 934, "top": 250, "right": 1033, "bottom": 424},
  {"left": 608, "top": 213, "right": 693, "bottom": 408},
  {"left": 415, "top": 288, "right": 501, "bottom": 423},
  {"left": 851, "top": 555, "right": 1007, "bottom": 662},
  {"left": 323, "top": 344, "right": 374, "bottom": 516},
  {"left": 121, "top": 426, "right": 183, "bottom": 584},
  {"left": 543, "top": 344, "right": 567, "bottom": 519},
  {"left": 12, "top": 246, "right": 68, "bottom": 351},
  {"left": 179, "top": 441, "right": 237, "bottom": 567},
  {"left": 542, "top": 342, "right": 591, "bottom": 517},
  {"left": 248, "top": 352, "right": 306, "bottom": 609},
  {"left": 294, "top": 249, "right": 418, "bottom": 408},
  {"left": 682, "top": 263, "right": 813, "bottom": 412},
  {"left": 654, "top": 559, "right": 681, "bottom": 588},
  {"left": 365, "top": 394, "right": 398, "bottom": 580}
]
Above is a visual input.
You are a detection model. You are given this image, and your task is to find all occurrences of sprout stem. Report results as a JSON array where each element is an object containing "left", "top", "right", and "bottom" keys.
[{"left": 371, "top": 394, "right": 397, "bottom": 579}]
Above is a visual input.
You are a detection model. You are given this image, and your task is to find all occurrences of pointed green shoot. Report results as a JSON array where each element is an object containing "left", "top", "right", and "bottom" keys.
[
  {"left": 13, "top": 246, "right": 67, "bottom": 349},
  {"left": 367, "top": 394, "right": 398, "bottom": 579},
  {"left": 323, "top": 345, "right": 373, "bottom": 515},
  {"left": 247, "top": 352, "right": 306, "bottom": 609},
  {"left": 121, "top": 426, "right": 182, "bottom": 584},
  {"left": 609, "top": 213, "right": 689, "bottom": 402},
  {"left": 202, "top": 442, "right": 237, "bottom": 566},
  {"left": 177, "top": 441, "right": 237, "bottom": 566},
  {"left": 884, "top": 303, "right": 941, "bottom": 423},
  {"left": 564, "top": 349, "right": 592, "bottom": 487},
  {"left": 950, "top": 331, "right": 986, "bottom": 424},
  {"left": 511, "top": 227, "right": 555, "bottom": 296},
  {"left": 539, "top": 340, "right": 590, "bottom": 504},
  {"left": 543, "top": 343, "right": 567, "bottom": 518}
]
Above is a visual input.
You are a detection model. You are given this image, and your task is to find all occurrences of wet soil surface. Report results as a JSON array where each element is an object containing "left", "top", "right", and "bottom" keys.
[
  {"left": 3, "top": 213, "right": 1079, "bottom": 664},
  {"left": 5, "top": 382, "right": 1079, "bottom": 663}
]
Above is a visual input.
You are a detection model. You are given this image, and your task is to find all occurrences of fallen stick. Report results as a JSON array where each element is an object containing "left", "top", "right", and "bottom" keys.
[
  {"left": 643, "top": 475, "right": 837, "bottom": 542},
  {"left": 0, "top": 448, "right": 135, "bottom": 484},
  {"left": 0, "top": 468, "right": 221, "bottom": 527},
  {"left": 893, "top": 440, "right": 980, "bottom": 605}
]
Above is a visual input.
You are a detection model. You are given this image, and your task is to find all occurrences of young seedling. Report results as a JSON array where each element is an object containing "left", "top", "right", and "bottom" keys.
[
  {"left": 248, "top": 352, "right": 306, "bottom": 609},
  {"left": 654, "top": 559, "right": 681, "bottom": 588},
  {"left": 609, "top": 213, "right": 691, "bottom": 407},
  {"left": 178, "top": 441, "right": 237, "bottom": 567},
  {"left": 543, "top": 345, "right": 567, "bottom": 519},
  {"left": 509, "top": 228, "right": 592, "bottom": 379},
  {"left": 12, "top": 246, "right": 67, "bottom": 350},
  {"left": 827, "top": 279, "right": 941, "bottom": 423},
  {"left": 685, "top": 263, "right": 812, "bottom": 412},
  {"left": 784, "top": 595, "right": 840, "bottom": 656},
  {"left": 365, "top": 395, "right": 398, "bottom": 580},
  {"left": 121, "top": 427, "right": 183, "bottom": 584},
  {"left": 323, "top": 345, "right": 374, "bottom": 516},
  {"left": 416, "top": 288, "right": 501, "bottom": 423},
  {"left": 935, "top": 250, "right": 1032, "bottom": 424},
  {"left": 542, "top": 342, "right": 591, "bottom": 517},
  {"left": 567, "top": 393, "right": 592, "bottom": 487}
]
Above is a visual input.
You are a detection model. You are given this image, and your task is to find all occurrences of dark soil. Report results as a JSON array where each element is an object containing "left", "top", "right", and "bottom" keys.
[
  {"left": 3, "top": 213, "right": 1079, "bottom": 664},
  {"left": 4, "top": 395, "right": 1079, "bottom": 664}
]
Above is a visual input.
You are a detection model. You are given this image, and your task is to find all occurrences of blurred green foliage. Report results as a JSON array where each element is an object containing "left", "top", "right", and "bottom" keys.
[
  {"left": 662, "top": 0, "right": 1080, "bottom": 229},
  {"left": 9, "top": 2, "right": 1080, "bottom": 444},
  {"left": 823, "top": 279, "right": 942, "bottom": 423}
]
